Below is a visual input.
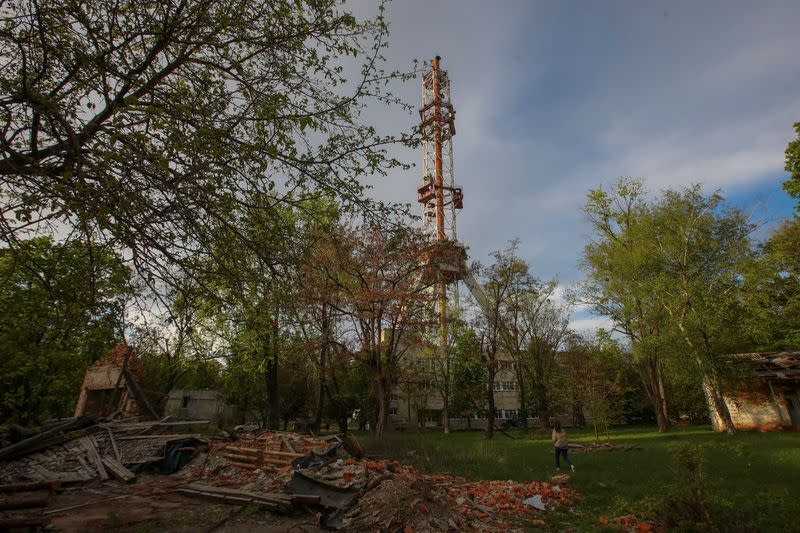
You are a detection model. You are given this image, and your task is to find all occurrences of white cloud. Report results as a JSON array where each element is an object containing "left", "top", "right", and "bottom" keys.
[{"left": 569, "top": 315, "right": 615, "bottom": 336}]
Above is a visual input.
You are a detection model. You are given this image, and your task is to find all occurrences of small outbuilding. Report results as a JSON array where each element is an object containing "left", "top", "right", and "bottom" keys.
[
  {"left": 710, "top": 351, "right": 800, "bottom": 431},
  {"left": 73, "top": 345, "right": 158, "bottom": 420},
  {"left": 164, "top": 389, "right": 232, "bottom": 427}
]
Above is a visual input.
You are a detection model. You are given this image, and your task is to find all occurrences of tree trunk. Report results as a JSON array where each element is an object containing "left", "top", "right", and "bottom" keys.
[
  {"left": 374, "top": 373, "right": 388, "bottom": 439},
  {"left": 517, "top": 367, "right": 529, "bottom": 431},
  {"left": 656, "top": 362, "right": 670, "bottom": 426},
  {"left": 638, "top": 357, "right": 670, "bottom": 432},
  {"left": 265, "top": 320, "right": 280, "bottom": 430},
  {"left": 698, "top": 360, "right": 736, "bottom": 435},
  {"left": 313, "top": 305, "right": 330, "bottom": 433},
  {"left": 535, "top": 383, "right": 550, "bottom": 425},
  {"left": 442, "top": 394, "right": 450, "bottom": 434},
  {"left": 485, "top": 358, "right": 497, "bottom": 440}
]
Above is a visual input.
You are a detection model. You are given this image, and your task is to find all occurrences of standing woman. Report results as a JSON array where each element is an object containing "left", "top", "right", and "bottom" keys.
[{"left": 552, "top": 420, "right": 575, "bottom": 472}]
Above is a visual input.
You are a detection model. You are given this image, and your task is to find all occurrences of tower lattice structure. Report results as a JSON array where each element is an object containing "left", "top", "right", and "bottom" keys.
[{"left": 417, "top": 56, "right": 462, "bottom": 243}]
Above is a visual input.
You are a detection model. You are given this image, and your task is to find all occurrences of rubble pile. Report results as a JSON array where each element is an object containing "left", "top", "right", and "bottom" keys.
[
  {"left": 177, "top": 431, "right": 339, "bottom": 484},
  {"left": 0, "top": 418, "right": 209, "bottom": 485},
  {"left": 179, "top": 433, "right": 577, "bottom": 531},
  {"left": 335, "top": 460, "right": 577, "bottom": 532},
  {"left": 2, "top": 424, "right": 580, "bottom": 531}
]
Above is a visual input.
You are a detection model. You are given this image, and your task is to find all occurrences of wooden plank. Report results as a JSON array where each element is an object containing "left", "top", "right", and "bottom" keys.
[
  {"left": 223, "top": 453, "right": 258, "bottom": 463},
  {"left": 0, "top": 495, "right": 50, "bottom": 510},
  {"left": 291, "top": 494, "right": 321, "bottom": 504},
  {"left": 177, "top": 489, "right": 282, "bottom": 510},
  {"left": 262, "top": 457, "right": 293, "bottom": 466},
  {"left": 263, "top": 450, "right": 304, "bottom": 458},
  {"left": 28, "top": 464, "right": 85, "bottom": 483},
  {"left": 117, "top": 434, "right": 200, "bottom": 441},
  {"left": 0, "top": 417, "right": 91, "bottom": 461},
  {"left": 280, "top": 437, "right": 296, "bottom": 453},
  {"left": 101, "top": 457, "right": 136, "bottom": 482},
  {"left": 106, "top": 428, "right": 121, "bottom": 462},
  {"left": 80, "top": 437, "right": 108, "bottom": 480},
  {"left": 43, "top": 495, "right": 126, "bottom": 515},
  {"left": 107, "top": 420, "right": 211, "bottom": 429},
  {"left": 227, "top": 461, "right": 258, "bottom": 470},
  {"left": 223, "top": 446, "right": 260, "bottom": 455},
  {"left": 0, "top": 480, "right": 60, "bottom": 493},
  {"left": 178, "top": 484, "right": 292, "bottom": 505}
]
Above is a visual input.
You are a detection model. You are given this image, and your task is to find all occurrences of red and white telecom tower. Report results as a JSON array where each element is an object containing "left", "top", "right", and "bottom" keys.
[{"left": 417, "top": 56, "right": 464, "bottom": 368}]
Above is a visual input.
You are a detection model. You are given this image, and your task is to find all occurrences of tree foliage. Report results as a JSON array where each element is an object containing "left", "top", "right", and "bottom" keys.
[
  {"left": 784, "top": 122, "right": 800, "bottom": 209},
  {"left": 0, "top": 237, "right": 130, "bottom": 424},
  {"left": 0, "top": 0, "right": 416, "bottom": 290},
  {"left": 582, "top": 179, "right": 673, "bottom": 432},
  {"left": 311, "top": 222, "right": 433, "bottom": 438},
  {"left": 743, "top": 217, "right": 800, "bottom": 349}
]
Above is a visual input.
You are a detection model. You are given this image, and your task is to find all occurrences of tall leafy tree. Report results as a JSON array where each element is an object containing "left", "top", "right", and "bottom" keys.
[
  {"left": 743, "top": 217, "right": 800, "bottom": 350},
  {"left": 784, "top": 122, "right": 800, "bottom": 209},
  {"left": 0, "top": 0, "right": 416, "bottom": 292},
  {"left": 558, "top": 333, "right": 627, "bottom": 443},
  {"left": 582, "top": 179, "right": 673, "bottom": 432},
  {"left": 649, "top": 186, "right": 755, "bottom": 435},
  {"left": 449, "top": 325, "right": 486, "bottom": 428},
  {"left": 314, "top": 223, "right": 433, "bottom": 438},
  {"left": 0, "top": 237, "right": 130, "bottom": 424}
]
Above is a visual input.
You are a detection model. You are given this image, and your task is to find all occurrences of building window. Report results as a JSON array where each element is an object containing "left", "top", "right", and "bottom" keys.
[
  {"left": 389, "top": 407, "right": 398, "bottom": 416},
  {"left": 181, "top": 396, "right": 190, "bottom": 408}
]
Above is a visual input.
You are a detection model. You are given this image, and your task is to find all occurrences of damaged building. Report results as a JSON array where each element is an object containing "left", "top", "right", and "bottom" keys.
[
  {"left": 164, "top": 389, "right": 233, "bottom": 427},
  {"left": 73, "top": 345, "right": 158, "bottom": 420},
  {"left": 710, "top": 351, "right": 800, "bottom": 431}
]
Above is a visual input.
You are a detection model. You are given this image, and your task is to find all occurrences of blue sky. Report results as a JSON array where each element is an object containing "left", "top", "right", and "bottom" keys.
[{"left": 354, "top": 1, "right": 800, "bottom": 332}]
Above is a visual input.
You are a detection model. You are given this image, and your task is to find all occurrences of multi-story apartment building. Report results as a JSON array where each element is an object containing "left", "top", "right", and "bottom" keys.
[{"left": 388, "top": 352, "right": 537, "bottom": 431}]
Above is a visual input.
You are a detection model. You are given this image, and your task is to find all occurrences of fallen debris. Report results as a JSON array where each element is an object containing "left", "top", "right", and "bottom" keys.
[
  {"left": 0, "top": 479, "right": 60, "bottom": 528},
  {"left": 177, "top": 483, "right": 298, "bottom": 512},
  {"left": 0, "top": 418, "right": 209, "bottom": 485},
  {"left": 2, "top": 425, "right": 581, "bottom": 532}
]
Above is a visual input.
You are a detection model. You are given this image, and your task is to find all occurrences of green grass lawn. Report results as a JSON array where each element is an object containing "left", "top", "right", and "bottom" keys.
[{"left": 359, "top": 426, "right": 800, "bottom": 532}]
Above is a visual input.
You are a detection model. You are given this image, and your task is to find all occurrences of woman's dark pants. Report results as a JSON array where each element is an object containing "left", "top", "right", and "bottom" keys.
[{"left": 555, "top": 447, "right": 572, "bottom": 468}]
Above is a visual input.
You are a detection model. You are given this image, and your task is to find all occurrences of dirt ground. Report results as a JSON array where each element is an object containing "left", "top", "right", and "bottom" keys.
[{"left": 14, "top": 475, "right": 324, "bottom": 532}]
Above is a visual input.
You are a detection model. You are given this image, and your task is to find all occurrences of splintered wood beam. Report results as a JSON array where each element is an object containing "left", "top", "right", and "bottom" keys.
[
  {"left": 0, "top": 480, "right": 60, "bottom": 493},
  {"left": 223, "top": 446, "right": 260, "bottom": 455},
  {"left": 227, "top": 461, "right": 258, "bottom": 470},
  {"left": 263, "top": 450, "right": 304, "bottom": 458},
  {"left": 0, "top": 496, "right": 51, "bottom": 510},
  {"left": 223, "top": 453, "right": 258, "bottom": 463},
  {"left": 80, "top": 437, "right": 108, "bottom": 480},
  {"left": 101, "top": 457, "right": 136, "bottom": 482}
]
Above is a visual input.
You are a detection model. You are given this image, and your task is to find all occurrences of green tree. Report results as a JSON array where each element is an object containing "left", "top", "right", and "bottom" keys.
[
  {"left": 315, "top": 223, "right": 433, "bottom": 438},
  {"left": 133, "top": 279, "right": 217, "bottom": 397},
  {"left": 559, "top": 333, "right": 627, "bottom": 444},
  {"left": 0, "top": 0, "right": 416, "bottom": 290},
  {"left": 450, "top": 326, "right": 486, "bottom": 427},
  {"left": 472, "top": 242, "right": 525, "bottom": 439},
  {"left": 582, "top": 179, "right": 673, "bottom": 432},
  {"left": 0, "top": 237, "right": 130, "bottom": 424},
  {"left": 743, "top": 218, "right": 800, "bottom": 349},
  {"left": 649, "top": 185, "right": 755, "bottom": 435},
  {"left": 783, "top": 122, "right": 800, "bottom": 208}
]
